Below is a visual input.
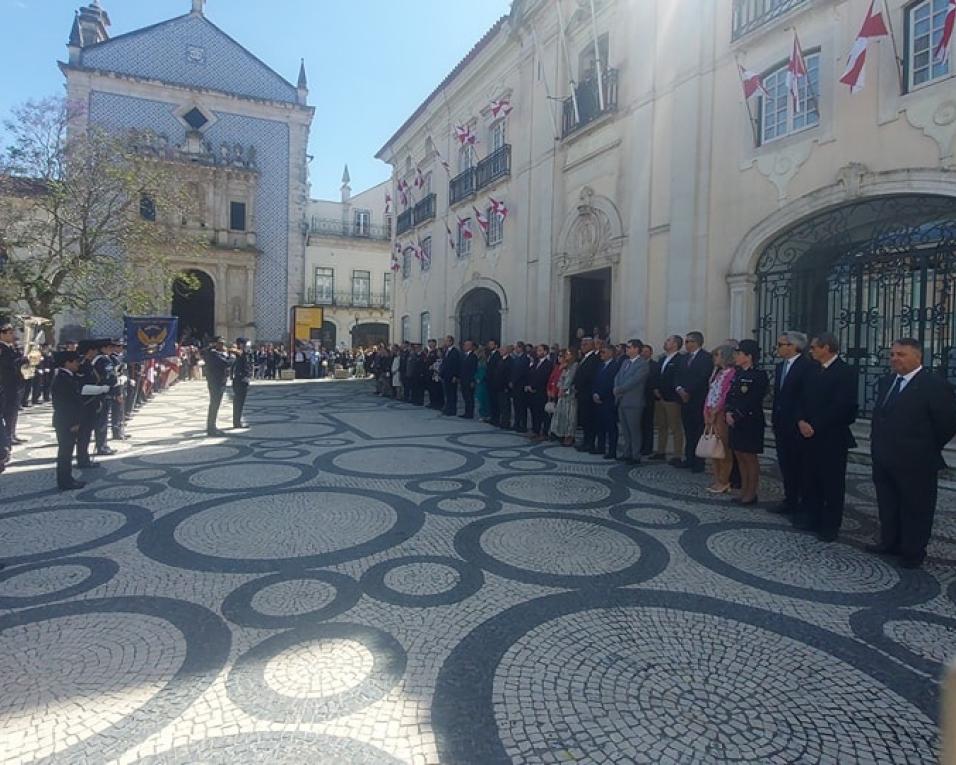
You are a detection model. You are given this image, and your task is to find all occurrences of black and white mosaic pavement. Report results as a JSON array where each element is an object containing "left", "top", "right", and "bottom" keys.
[{"left": 1, "top": 379, "right": 954, "bottom": 764}]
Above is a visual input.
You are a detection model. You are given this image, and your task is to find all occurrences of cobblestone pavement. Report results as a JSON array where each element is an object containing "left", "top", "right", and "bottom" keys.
[{"left": 0, "top": 379, "right": 954, "bottom": 764}]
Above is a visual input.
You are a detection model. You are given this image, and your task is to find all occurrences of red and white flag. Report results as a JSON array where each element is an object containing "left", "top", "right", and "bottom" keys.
[
  {"left": 936, "top": 0, "right": 956, "bottom": 64},
  {"left": 455, "top": 124, "right": 477, "bottom": 145},
  {"left": 390, "top": 257, "right": 401, "bottom": 272},
  {"left": 839, "top": 0, "right": 890, "bottom": 93},
  {"left": 411, "top": 242, "right": 422, "bottom": 260},
  {"left": 490, "top": 97, "right": 513, "bottom": 118},
  {"left": 489, "top": 197, "right": 509, "bottom": 221},
  {"left": 473, "top": 205, "right": 490, "bottom": 233},
  {"left": 445, "top": 220, "right": 456, "bottom": 250},
  {"left": 457, "top": 215, "right": 473, "bottom": 240},
  {"left": 393, "top": 240, "right": 402, "bottom": 255},
  {"left": 787, "top": 32, "right": 808, "bottom": 112},
  {"left": 738, "top": 64, "right": 769, "bottom": 99},
  {"left": 397, "top": 179, "right": 408, "bottom": 207},
  {"left": 384, "top": 192, "right": 392, "bottom": 215},
  {"left": 435, "top": 149, "right": 451, "bottom": 174},
  {"left": 414, "top": 166, "right": 425, "bottom": 189}
]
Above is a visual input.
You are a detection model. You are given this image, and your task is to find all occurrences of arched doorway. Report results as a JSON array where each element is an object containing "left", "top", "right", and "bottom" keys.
[
  {"left": 172, "top": 269, "right": 215, "bottom": 343},
  {"left": 458, "top": 288, "right": 502, "bottom": 345},
  {"left": 351, "top": 322, "right": 389, "bottom": 348},
  {"left": 754, "top": 194, "right": 956, "bottom": 413}
]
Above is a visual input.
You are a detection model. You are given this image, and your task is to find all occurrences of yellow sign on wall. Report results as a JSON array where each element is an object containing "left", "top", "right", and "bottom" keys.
[{"left": 291, "top": 306, "right": 323, "bottom": 347}]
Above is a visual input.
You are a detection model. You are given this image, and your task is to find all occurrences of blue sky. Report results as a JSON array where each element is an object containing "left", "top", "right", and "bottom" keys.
[{"left": 2, "top": 0, "right": 512, "bottom": 199}]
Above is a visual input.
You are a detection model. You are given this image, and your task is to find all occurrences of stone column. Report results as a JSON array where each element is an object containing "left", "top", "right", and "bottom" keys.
[{"left": 727, "top": 273, "right": 757, "bottom": 341}]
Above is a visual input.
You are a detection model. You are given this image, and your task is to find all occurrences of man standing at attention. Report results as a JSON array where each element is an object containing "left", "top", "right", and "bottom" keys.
[
  {"left": 769, "top": 331, "right": 811, "bottom": 517},
  {"left": 204, "top": 337, "right": 234, "bottom": 437},
  {"left": 573, "top": 337, "right": 601, "bottom": 452},
  {"left": 651, "top": 335, "right": 684, "bottom": 462},
  {"left": 868, "top": 339, "right": 956, "bottom": 568},
  {"left": 459, "top": 340, "right": 478, "bottom": 419},
  {"left": 614, "top": 339, "right": 650, "bottom": 465},
  {"left": 440, "top": 335, "right": 461, "bottom": 416},
  {"left": 675, "top": 331, "right": 713, "bottom": 473},
  {"left": 231, "top": 338, "right": 253, "bottom": 429}
]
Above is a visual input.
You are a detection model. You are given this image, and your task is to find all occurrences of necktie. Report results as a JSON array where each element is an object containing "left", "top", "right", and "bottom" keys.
[
  {"left": 781, "top": 359, "right": 791, "bottom": 386},
  {"left": 883, "top": 376, "right": 903, "bottom": 409}
]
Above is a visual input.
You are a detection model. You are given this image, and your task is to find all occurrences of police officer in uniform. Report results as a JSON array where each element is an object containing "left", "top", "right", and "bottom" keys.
[
  {"left": 36, "top": 343, "right": 54, "bottom": 403},
  {"left": 110, "top": 339, "right": 129, "bottom": 441},
  {"left": 75, "top": 339, "right": 103, "bottom": 468},
  {"left": 231, "top": 337, "right": 253, "bottom": 429},
  {"left": 91, "top": 339, "right": 118, "bottom": 456},
  {"left": 204, "top": 336, "right": 234, "bottom": 436}
]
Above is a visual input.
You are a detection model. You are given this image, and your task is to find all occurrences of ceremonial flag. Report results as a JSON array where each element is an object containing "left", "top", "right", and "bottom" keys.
[
  {"left": 489, "top": 197, "right": 509, "bottom": 221},
  {"left": 390, "top": 258, "right": 401, "bottom": 272},
  {"left": 457, "top": 215, "right": 473, "bottom": 240},
  {"left": 787, "top": 32, "right": 808, "bottom": 113},
  {"left": 473, "top": 205, "right": 490, "bottom": 233},
  {"left": 125, "top": 316, "right": 178, "bottom": 363},
  {"left": 738, "top": 64, "right": 769, "bottom": 99},
  {"left": 455, "top": 124, "right": 477, "bottom": 145},
  {"left": 445, "top": 220, "right": 456, "bottom": 250},
  {"left": 414, "top": 166, "right": 425, "bottom": 190},
  {"left": 490, "top": 97, "right": 513, "bottom": 118},
  {"left": 839, "top": 0, "right": 890, "bottom": 93},
  {"left": 397, "top": 179, "right": 408, "bottom": 207},
  {"left": 936, "top": 0, "right": 956, "bottom": 64}
]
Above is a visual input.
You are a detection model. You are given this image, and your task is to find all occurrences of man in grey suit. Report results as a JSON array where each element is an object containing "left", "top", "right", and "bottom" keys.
[{"left": 614, "top": 339, "right": 650, "bottom": 465}]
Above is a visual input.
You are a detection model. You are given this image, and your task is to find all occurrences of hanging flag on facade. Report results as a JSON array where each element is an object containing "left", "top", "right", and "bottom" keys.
[
  {"left": 457, "top": 215, "right": 473, "bottom": 240},
  {"left": 390, "top": 257, "right": 401, "bottom": 272},
  {"left": 738, "top": 64, "right": 769, "bottom": 99},
  {"left": 384, "top": 192, "right": 392, "bottom": 215},
  {"left": 936, "top": 0, "right": 956, "bottom": 64},
  {"left": 490, "top": 97, "right": 513, "bottom": 118},
  {"left": 455, "top": 124, "right": 477, "bottom": 145},
  {"left": 397, "top": 178, "right": 409, "bottom": 207},
  {"left": 839, "top": 0, "right": 890, "bottom": 93},
  {"left": 787, "top": 32, "right": 808, "bottom": 113},
  {"left": 473, "top": 205, "right": 490, "bottom": 233},
  {"left": 414, "top": 166, "right": 425, "bottom": 189},
  {"left": 445, "top": 220, "right": 456, "bottom": 250},
  {"left": 489, "top": 197, "right": 509, "bottom": 221}
]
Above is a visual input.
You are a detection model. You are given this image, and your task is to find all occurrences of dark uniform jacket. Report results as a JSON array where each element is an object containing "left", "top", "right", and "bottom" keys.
[
  {"left": 232, "top": 351, "right": 254, "bottom": 384},
  {"left": 204, "top": 347, "right": 233, "bottom": 388},
  {"left": 573, "top": 350, "right": 601, "bottom": 402},
  {"left": 798, "top": 357, "right": 858, "bottom": 448},
  {"left": 655, "top": 352, "right": 684, "bottom": 402},
  {"left": 677, "top": 350, "right": 714, "bottom": 406},
  {"left": 528, "top": 356, "right": 554, "bottom": 394},
  {"left": 0, "top": 341, "right": 18, "bottom": 400},
  {"left": 51, "top": 368, "right": 84, "bottom": 430},
  {"left": 440, "top": 346, "right": 461, "bottom": 382},
  {"left": 461, "top": 351, "right": 478, "bottom": 387},
  {"left": 508, "top": 352, "right": 531, "bottom": 391},
  {"left": 771, "top": 354, "right": 811, "bottom": 433}
]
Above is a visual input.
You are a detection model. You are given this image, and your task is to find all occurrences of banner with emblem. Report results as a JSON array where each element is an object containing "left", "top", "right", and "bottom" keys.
[{"left": 124, "top": 316, "right": 178, "bottom": 362}]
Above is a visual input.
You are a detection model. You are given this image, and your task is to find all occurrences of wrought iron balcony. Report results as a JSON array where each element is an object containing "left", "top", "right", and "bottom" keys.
[
  {"left": 732, "top": 0, "right": 807, "bottom": 40},
  {"left": 304, "top": 290, "right": 389, "bottom": 309},
  {"left": 449, "top": 168, "right": 476, "bottom": 206},
  {"left": 412, "top": 193, "right": 436, "bottom": 226},
  {"left": 475, "top": 144, "right": 511, "bottom": 190},
  {"left": 561, "top": 68, "right": 619, "bottom": 139},
  {"left": 309, "top": 217, "right": 390, "bottom": 240},
  {"left": 396, "top": 209, "right": 413, "bottom": 235}
]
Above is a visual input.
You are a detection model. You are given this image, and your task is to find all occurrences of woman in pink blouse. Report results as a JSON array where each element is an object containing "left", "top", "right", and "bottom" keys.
[{"left": 703, "top": 345, "right": 737, "bottom": 493}]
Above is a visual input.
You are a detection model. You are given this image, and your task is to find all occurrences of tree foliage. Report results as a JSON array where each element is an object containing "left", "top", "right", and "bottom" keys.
[{"left": 0, "top": 96, "right": 203, "bottom": 325}]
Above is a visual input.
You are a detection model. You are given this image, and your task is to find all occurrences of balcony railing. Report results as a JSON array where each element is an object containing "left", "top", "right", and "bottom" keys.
[
  {"left": 732, "top": 0, "right": 807, "bottom": 40},
  {"left": 304, "top": 290, "right": 389, "bottom": 309},
  {"left": 449, "top": 167, "right": 476, "bottom": 206},
  {"left": 476, "top": 144, "right": 511, "bottom": 190},
  {"left": 562, "top": 68, "right": 619, "bottom": 138},
  {"left": 310, "top": 217, "right": 389, "bottom": 240},
  {"left": 396, "top": 209, "right": 413, "bottom": 235},
  {"left": 412, "top": 193, "right": 436, "bottom": 227}
]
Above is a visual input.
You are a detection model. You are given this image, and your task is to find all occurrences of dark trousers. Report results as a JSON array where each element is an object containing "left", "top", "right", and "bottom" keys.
[
  {"left": 489, "top": 388, "right": 501, "bottom": 425},
  {"left": 803, "top": 443, "right": 849, "bottom": 533},
  {"left": 774, "top": 427, "right": 805, "bottom": 509},
  {"left": 56, "top": 423, "right": 77, "bottom": 488},
  {"left": 529, "top": 392, "right": 547, "bottom": 435},
  {"left": 75, "top": 404, "right": 97, "bottom": 465},
  {"left": 512, "top": 389, "right": 528, "bottom": 432},
  {"left": 441, "top": 380, "right": 458, "bottom": 415},
  {"left": 94, "top": 399, "right": 109, "bottom": 450},
  {"left": 497, "top": 391, "right": 512, "bottom": 428},
  {"left": 596, "top": 401, "right": 619, "bottom": 456},
  {"left": 411, "top": 382, "right": 425, "bottom": 406},
  {"left": 207, "top": 383, "right": 225, "bottom": 433},
  {"left": 461, "top": 382, "right": 475, "bottom": 418},
  {"left": 578, "top": 397, "right": 596, "bottom": 448},
  {"left": 233, "top": 381, "right": 249, "bottom": 427},
  {"left": 20, "top": 381, "right": 32, "bottom": 407},
  {"left": 872, "top": 459, "right": 938, "bottom": 562},
  {"left": 682, "top": 400, "right": 706, "bottom": 469},
  {"left": 427, "top": 380, "right": 444, "bottom": 409},
  {"left": 1, "top": 395, "right": 17, "bottom": 448},
  {"left": 640, "top": 402, "right": 655, "bottom": 454},
  {"left": 403, "top": 380, "right": 413, "bottom": 402},
  {"left": 111, "top": 395, "right": 125, "bottom": 438}
]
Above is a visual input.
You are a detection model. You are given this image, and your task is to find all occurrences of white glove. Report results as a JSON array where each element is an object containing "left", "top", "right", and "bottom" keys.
[
  {"left": 117, "top": 375, "right": 129, "bottom": 386},
  {"left": 81, "top": 384, "right": 110, "bottom": 396}
]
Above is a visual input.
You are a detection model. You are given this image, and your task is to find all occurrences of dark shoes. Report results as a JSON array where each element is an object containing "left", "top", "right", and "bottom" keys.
[
  {"left": 790, "top": 514, "right": 815, "bottom": 531},
  {"left": 816, "top": 529, "right": 838, "bottom": 543},
  {"left": 603, "top": 453, "right": 617, "bottom": 460},
  {"left": 865, "top": 542, "right": 898, "bottom": 555},
  {"left": 649, "top": 453, "right": 666, "bottom": 461},
  {"left": 898, "top": 557, "right": 924, "bottom": 570},
  {"left": 96, "top": 447, "right": 116, "bottom": 456},
  {"left": 58, "top": 480, "right": 87, "bottom": 492},
  {"left": 767, "top": 503, "right": 796, "bottom": 515}
]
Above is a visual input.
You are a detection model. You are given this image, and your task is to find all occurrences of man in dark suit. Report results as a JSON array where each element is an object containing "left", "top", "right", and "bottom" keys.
[
  {"left": 640, "top": 344, "right": 657, "bottom": 456},
  {"left": 675, "top": 331, "right": 713, "bottom": 473},
  {"left": 652, "top": 335, "right": 684, "bottom": 461},
  {"left": 439, "top": 335, "right": 461, "bottom": 416},
  {"left": 508, "top": 342, "right": 531, "bottom": 433},
  {"left": 204, "top": 336, "right": 234, "bottom": 436},
  {"left": 231, "top": 337, "right": 254, "bottom": 428},
  {"left": 593, "top": 346, "right": 621, "bottom": 458},
  {"left": 795, "top": 332, "right": 859, "bottom": 542},
  {"left": 494, "top": 344, "right": 514, "bottom": 429},
  {"left": 486, "top": 340, "right": 502, "bottom": 425},
  {"left": 459, "top": 340, "right": 478, "bottom": 418},
  {"left": 574, "top": 337, "right": 601, "bottom": 452},
  {"left": 769, "top": 331, "right": 812, "bottom": 515},
  {"left": 0, "top": 322, "right": 19, "bottom": 464},
  {"left": 527, "top": 343, "right": 554, "bottom": 439},
  {"left": 868, "top": 338, "right": 956, "bottom": 568}
]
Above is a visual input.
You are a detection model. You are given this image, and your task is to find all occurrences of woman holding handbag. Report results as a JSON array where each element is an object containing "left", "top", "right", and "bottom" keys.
[
  {"left": 549, "top": 349, "right": 579, "bottom": 446},
  {"left": 725, "top": 339, "right": 769, "bottom": 506},
  {"left": 702, "top": 345, "right": 737, "bottom": 494}
]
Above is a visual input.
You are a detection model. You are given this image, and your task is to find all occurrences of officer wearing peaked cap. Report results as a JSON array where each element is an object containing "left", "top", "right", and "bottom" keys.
[
  {"left": 231, "top": 337, "right": 253, "bottom": 429},
  {"left": 203, "top": 336, "right": 234, "bottom": 436},
  {"left": 91, "top": 339, "right": 118, "bottom": 456}
]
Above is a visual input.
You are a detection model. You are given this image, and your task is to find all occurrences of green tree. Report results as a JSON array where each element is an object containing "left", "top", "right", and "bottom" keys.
[{"left": 0, "top": 96, "right": 202, "bottom": 330}]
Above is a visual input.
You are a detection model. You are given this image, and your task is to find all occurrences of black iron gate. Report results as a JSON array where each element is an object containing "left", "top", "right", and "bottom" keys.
[
  {"left": 458, "top": 288, "right": 502, "bottom": 346},
  {"left": 754, "top": 195, "right": 956, "bottom": 415}
]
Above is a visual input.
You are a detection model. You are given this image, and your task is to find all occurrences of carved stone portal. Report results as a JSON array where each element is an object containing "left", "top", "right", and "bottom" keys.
[{"left": 555, "top": 186, "right": 624, "bottom": 276}]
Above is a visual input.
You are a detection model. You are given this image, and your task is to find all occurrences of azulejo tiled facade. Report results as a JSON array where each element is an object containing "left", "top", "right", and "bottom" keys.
[{"left": 61, "top": 1, "right": 313, "bottom": 341}]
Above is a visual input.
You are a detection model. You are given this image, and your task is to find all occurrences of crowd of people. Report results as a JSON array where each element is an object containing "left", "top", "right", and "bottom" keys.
[{"left": 364, "top": 330, "right": 956, "bottom": 570}]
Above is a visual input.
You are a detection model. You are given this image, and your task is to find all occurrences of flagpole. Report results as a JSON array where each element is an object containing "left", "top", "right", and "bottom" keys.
[
  {"left": 587, "top": 0, "right": 605, "bottom": 111},
  {"left": 555, "top": 0, "right": 580, "bottom": 124},
  {"left": 735, "top": 58, "right": 761, "bottom": 147},
  {"left": 880, "top": 0, "right": 905, "bottom": 93},
  {"left": 530, "top": 22, "right": 560, "bottom": 140}
]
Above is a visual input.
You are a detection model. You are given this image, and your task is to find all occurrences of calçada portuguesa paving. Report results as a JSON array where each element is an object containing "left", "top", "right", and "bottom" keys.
[{"left": 0, "top": 379, "right": 954, "bottom": 764}]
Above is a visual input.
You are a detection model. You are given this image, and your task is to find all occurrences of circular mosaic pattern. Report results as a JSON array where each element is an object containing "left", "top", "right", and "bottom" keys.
[
  {"left": 221, "top": 570, "right": 361, "bottom": 629},
  {"left": 447, "top": 431, "right": 532, "bottom": 449},
  {"left": 419, "top": 493, "right": 503, "bottom": 518},
  {"left": 455, "top": 512, "right": 668, "bottom": 589},
  {"left": 0, "top": 597, "right": 230, "bottom": 765},
  {"left": 361, "top": 555, "right": 484, "bottom": 608},
  {"left": 132, "top": 443, "right": 253, "bottom": 467},
  {"left": 234, "top": 422, "right": 341, "bottom": 441},
  {"left": 0, "top": 557, "right": 118, "bottom": 608},
  {"left": 610, "top": 503, "right": 700, "bottom": 530},
  {"left": 532, "top": 444, "right": 605, "bottom": 465},
  {"left": 680, "top": 523, "right": 939, "bottom": 607},
  {"left": 479, "top": 472, "right": 630, "bottom": 510},
  {"left": 850, "top": 607, "right": 956, "bottom": 675},
  {"left": 131, "top": 732, "right": 405, "bottom": 765},
  {"left": 249, "top": 438, "right": 302, "bottom": 450},
  {"left": 482, "top": 448, "right": 527, "bottom": 459},
  {"left": 0, "top": 503, "right": 151, "bottom": 566},
  {"left": 169, "top": 460, "right": 315, "bottom": 494},
  {"left": 406, "top": 478, "right": 476, "bottom": 496},
  {"left": 138, "top": 488, "right": 424, "bottom": 573},
  {"left": 226, "top": 622, "right": 407, "bottom": 724},
  {"left": 255, "top": 447, "right": 311, "bottom": 461},
  {"left": 498, "top": 457, "right": 558, "bottom": 472},
  {"left": 432, "top": 589, "right": 937, "bottom": 765},
  {"left": 610, "top": 461, "right": 786, "bottom": 504},
  {"left": 77, "top": 482, "right": 167, "bottom": 502},
  {"left": 317, "top": 444, "right": 482, "bottom": 479}
]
